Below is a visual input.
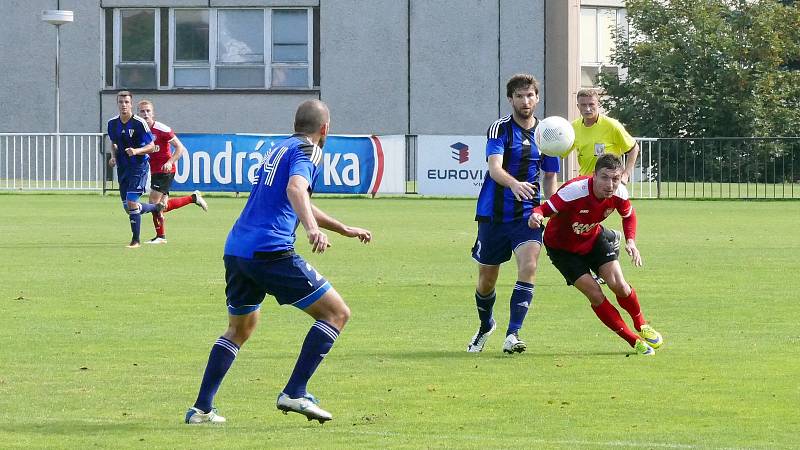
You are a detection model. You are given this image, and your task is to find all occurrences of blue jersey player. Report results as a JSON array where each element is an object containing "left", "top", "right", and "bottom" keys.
[
  {"left": 467, "top": 74, "right": 560, "bottom": 354},
  {"left": 185, "top": 100, "right": 372, "bottom": 425},
  {"left": 107, "top": 90, "right": 161, "bottom": 248}
]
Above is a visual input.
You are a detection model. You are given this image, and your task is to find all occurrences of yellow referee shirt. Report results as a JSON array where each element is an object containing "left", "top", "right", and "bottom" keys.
[{"left": 570, "top": 115, "right": 636, "bottom": 175}]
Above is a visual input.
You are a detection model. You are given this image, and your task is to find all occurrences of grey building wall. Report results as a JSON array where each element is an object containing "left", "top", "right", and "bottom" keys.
[
  {"left": 1, "top": 0, "right": 103, "bottom": 133},
  {"left": 320, "top": 0, "right": 408, "bottom": 135},
  {"left": 500, "top": 0, "right": 546, "bottom": 115},
  {"left": 2, "top": 0, "right": 548, "bottom": 135},
  {"left": 99, "top": 91, "right": 317, "bottom": 133}
]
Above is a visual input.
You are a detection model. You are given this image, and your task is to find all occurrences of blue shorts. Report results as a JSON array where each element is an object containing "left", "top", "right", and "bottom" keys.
[
  {"left": 118, "top": 167, "right": 148, "bottom": 202},
  {"left": 223, "top": 253, "right": 332, "bottom": 315},
  {"left": 471, "top": 219, "right": 543, "bottom": 265}
]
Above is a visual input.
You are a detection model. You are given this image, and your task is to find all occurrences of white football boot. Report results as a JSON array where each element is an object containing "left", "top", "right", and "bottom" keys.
[
  {"left": 502, "top": 333, "right": 527, "bottom": 354},
  {"left": 193, "top": 190, "right": 209, "bottom": 212},
  {"left": 467, "top": 320, "right": 496, "bottom": 352},
  {"left": 185, "top": 407, "right": 226, "bottom": 424},
  {"left": 276, "top": 393, "right": 332, "bottom": 423}
]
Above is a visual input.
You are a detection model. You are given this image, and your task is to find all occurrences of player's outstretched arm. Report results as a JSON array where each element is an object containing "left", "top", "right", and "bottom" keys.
[
  {"left": 622, "top": 142, "right": 640, "bottom": 185},
  {"left": 163, "top": 136, "right": 187, "bottom": 172},
  {"left": 542, "top": 171, "right": 558, "bottom": 199},
  {"left": 311, "top": 204, "right": 372, "bottom": 244},
  {"left": 125, "top": 142, "right": 155, "bottom": 156},
  {"left": 287, "top": 175, "right": 329, "bottom": 253},
  {"left": 108, "top": 143, "right": 117, "bottom": 167},
  {"left": 528, "top": 203, "right": 554, "bottom": 229},
  {"left": 625, "top": 239, "right": 642, "bottom": 267}
]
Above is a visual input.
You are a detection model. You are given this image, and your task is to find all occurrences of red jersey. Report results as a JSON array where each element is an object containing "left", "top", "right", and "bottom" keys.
[
  {"left": 538, "top": 176, "right": 636, "bottom": 255},
  {"left": 148, "top": 121, "right": 177, "bottom": 174}
]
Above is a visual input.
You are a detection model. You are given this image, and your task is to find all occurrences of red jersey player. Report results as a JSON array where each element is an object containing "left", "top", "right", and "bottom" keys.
[
  {"left": 529, "top": 153, "right": 663, "bottom": 355},
  {"left": 138, "top": 100, "right": 208, "bottom": 244}
]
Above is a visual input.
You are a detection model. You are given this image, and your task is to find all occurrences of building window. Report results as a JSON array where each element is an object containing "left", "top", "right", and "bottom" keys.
[
  {"left": 116, "top": 9, "right": 158, "bottom": 89},
  {"left": 173, "top": 9, "right": 210, "bottom": 88},
  {"left": 271, "top": 9, "right": 310, "bottom": 88},
  {"left": 579, "top": 7, "right": 626, "bottom": 88},
  {"left": 108, "top": 7, "right": 313, "bottom": 90},
  {"left": 216, "top": 9, "right": 265, "bottom": 88}
]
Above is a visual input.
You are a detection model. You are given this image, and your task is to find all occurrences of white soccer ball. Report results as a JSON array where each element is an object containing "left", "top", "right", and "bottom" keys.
[{"left": 534, "top": 116, "right": 575, "bottom": 157}]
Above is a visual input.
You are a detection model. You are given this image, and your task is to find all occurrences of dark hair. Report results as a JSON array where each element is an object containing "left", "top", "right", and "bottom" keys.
[
  {"left": 116, "top": 90, "right": 132, "bottom": 100},
  {"left": 595, "top": 153, "right": 624, "bottom": 173},
  {"left": 294, "top": 100, "right": 330, "bottom": 134},
  {"left": 506, "top": 74, "right": 539, "bottom": 98}
]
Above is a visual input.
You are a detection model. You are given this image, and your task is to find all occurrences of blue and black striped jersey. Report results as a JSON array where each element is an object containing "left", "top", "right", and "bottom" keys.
[
  {"left": 475, "top": 115, "right": 560, "bottom": 223},
  {"left": 107, "top": 114, "right": 153, "bottom": 173}
]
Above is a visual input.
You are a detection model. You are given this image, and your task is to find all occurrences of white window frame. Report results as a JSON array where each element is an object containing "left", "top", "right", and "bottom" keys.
[
  {"left": 112, "top": 7, "right": 313, "bottom": 90},
  {"left": 579, "top": 6, "right": 627, "bottom": 88},
  {"left": 168, "top": 8, "right": 213, "bottom": 89},
  {"left": 113, "top": 8, "right": 160, "bottom": 89},
  {"left": 269, "top": 7, "right": 313, "bottom": 89}
]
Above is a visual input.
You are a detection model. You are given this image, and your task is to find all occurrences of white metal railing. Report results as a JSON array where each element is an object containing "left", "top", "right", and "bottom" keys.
[
  {"left": 0, "top": 133, "right": 106, "bottom": 190},
  {"left": 628, "top": 138, "right": 658, "bottom": 199}
]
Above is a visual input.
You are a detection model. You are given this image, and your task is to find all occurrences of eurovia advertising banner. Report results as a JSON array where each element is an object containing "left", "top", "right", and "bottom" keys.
[
  {"left": 416, "top": 135, "right": 488, "bottom": 196},
  {"left": 170, "top": 134, "right": 385, "bottom": 194}
]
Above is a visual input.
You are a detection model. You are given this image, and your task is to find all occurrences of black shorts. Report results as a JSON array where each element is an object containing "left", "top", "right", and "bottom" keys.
[
  {"left": 150, "top": 172, "right": 175, "bottom": 195},
  {"left": 545, "top": 226, "right": 621, "bottom": 285}
]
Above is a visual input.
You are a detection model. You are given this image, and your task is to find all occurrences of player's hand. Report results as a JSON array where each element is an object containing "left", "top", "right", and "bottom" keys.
[
  {"left": 625, "top": 239, "right": 642, "bottom": 267},
  {"left": 528, "top": 212, "right": 544, "bottom": 229},
  {"left": 510, "top": 181, "right": 537, "bottom": 201},
  {"left": 125, "top": 147, "right": 136, "bottom": 156},
  {"left": 162, "top": 161, "right": 173, "bottom": 172},
  {"left": 342, "top": 226, "right": 372, "bottom": 244},
  {"left": 108, "top": 157, "right": 116, "bottom": 167},
  {"left": 307, "top": 228, "right": 330, "bottom": 254}
]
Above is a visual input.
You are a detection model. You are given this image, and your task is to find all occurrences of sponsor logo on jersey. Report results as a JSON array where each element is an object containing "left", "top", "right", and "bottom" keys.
[{"left": 572, "top": 221, "right": 599, "bottom": 234}]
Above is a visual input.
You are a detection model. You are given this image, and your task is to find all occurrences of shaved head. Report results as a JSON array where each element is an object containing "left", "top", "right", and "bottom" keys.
[{"left": 294, "top": 100, "right": 330, "bottom": 134}]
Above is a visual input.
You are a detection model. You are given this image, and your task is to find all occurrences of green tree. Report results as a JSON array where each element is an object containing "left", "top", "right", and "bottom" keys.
[{"left": 599, "top": 0, "right": 800, "bottom": 138}]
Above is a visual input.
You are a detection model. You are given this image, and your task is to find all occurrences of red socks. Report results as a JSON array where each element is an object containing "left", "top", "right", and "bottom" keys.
[
  {"left": 591, "top": 299, "right": 640, "bottom": 347},
  {"left": 166, "top": 195, "right": 194, "bottom": 212},
  {"left": 616, "top": 287, "right": 646, "bottom": 331},
  {"left": 152, "top": 212, "right": 165, "bottom": 237}
]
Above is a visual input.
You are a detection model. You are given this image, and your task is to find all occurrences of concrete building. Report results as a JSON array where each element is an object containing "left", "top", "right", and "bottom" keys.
[{"left": 1, "top": 1, "right": 625, "bottom": 138}]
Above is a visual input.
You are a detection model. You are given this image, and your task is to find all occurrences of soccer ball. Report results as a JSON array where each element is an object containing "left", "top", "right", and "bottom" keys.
[{"left": 534, "top": 116, "right": 575, "bottom": 157}]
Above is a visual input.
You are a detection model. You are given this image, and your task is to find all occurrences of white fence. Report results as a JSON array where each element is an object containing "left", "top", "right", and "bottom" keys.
[{"left": 0, "top": 133, "right": 106, "bottom": 191}]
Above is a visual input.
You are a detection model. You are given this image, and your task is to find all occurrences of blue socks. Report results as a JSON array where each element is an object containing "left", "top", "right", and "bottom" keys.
[
  {"left": 475, "top": 290, "right": 496, "bottom": 332},
  {"left": 128, "top": 203, "right": 157, "bottom": 243},
  {"left": 194, "top": 336, "right": 239, "bottom": 413},
  {"left": 506, "top": 281, "right": 534, "bottom": 336},
  {"left": 128, "top": 211, "right": 141, "bottom": 242},
  {"left": 139, "top": 203, "right": 158, "bottom": 214},
  {"left": 283, "top": 320, "right": 339, "bottom": 399}
]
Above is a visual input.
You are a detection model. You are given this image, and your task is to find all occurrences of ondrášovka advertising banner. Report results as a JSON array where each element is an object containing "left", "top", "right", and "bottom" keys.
[
  {"left": 170, "top": 134, "right": 390, "bottom": 194},
  {"left": 416, "top": 135, "right": 488, "bottom": 196}
]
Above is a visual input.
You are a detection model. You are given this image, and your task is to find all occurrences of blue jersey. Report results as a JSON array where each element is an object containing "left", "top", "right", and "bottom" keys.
[
  {"left": 107, "top": 114, "right": 154, "bottom": 174},
  {"left": 475, "top": 115, "right": 560, "bottom": 223},
  {"left": 224, "top": 135, "right": 323, "bottom": 258}
]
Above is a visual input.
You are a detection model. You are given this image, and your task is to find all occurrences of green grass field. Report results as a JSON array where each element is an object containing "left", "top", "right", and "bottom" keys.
[{"left": 1, "top": 194, "right": 798, "bottom": 449}]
